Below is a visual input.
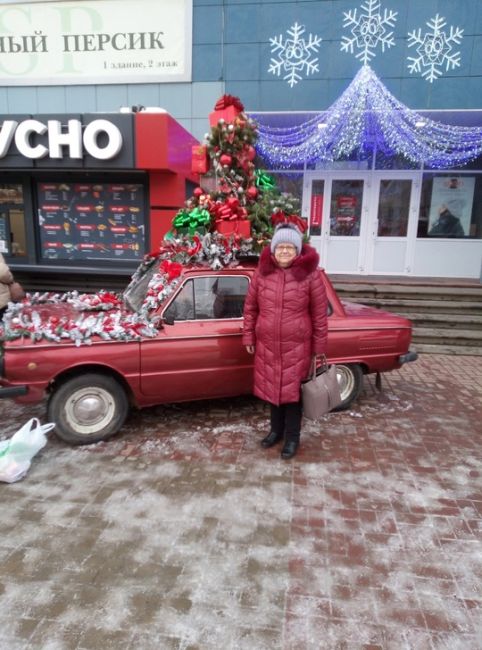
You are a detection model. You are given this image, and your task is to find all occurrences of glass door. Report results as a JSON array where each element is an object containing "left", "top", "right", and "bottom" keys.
[
  {"left": 366, "top": 174, "right": 420, "bottom": 274},
  {"left": 304, "top": 173, "right": 371, "bottom": 273}
]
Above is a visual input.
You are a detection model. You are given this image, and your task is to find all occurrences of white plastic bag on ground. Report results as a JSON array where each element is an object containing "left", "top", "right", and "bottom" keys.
[{"left": 0, "top": 418, "right": 55, "bottom": 483}]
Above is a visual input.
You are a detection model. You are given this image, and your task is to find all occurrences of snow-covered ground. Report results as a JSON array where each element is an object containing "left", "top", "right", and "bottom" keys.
[{"left": 0, "top": 354, "right": 481, "bottom": 649}]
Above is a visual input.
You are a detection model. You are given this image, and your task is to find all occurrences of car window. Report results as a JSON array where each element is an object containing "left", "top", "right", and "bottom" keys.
[
  {"left": 164, "top": 281, "right": 195, "bottom": 321},
  {"left": 164, "top": 276, "right": 249, "bottom": 321}
]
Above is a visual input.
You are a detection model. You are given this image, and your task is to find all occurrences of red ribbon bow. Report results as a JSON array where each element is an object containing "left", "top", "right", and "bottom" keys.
[
  {"left": 214, "top": 94, "right": 244, "bottom": 112},
  {"left": 271, "top": 211, "right": 308, "bottom": 234}
]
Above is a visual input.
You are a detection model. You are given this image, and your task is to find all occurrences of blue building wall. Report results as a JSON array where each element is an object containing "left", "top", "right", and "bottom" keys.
[{"left": 1, "top": 0, "right": 481, "bottom": 141}]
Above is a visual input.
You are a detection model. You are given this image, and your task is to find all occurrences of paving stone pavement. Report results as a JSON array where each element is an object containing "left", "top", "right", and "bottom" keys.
[{"left": 0, "top": 354, "right": 481, "bottom": 650}]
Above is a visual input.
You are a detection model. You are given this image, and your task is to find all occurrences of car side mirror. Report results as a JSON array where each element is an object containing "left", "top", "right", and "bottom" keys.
[{"left": 163, "top": 313, "right": 175, "bottom": 326}]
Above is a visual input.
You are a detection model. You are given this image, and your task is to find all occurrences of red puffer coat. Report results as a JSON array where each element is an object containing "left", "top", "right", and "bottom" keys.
[{"left": 243, "top": 244, "right": 328, "bottom": 405}]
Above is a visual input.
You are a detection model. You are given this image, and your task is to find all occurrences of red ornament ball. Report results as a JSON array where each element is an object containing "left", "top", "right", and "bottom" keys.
[
  {"left": 246, "top": 186, "right": 258, "bottom": 200},
  {"left": 227, "top": 196, "right": 240, "bottom": 210},
  {"left": 246, "top": 145, "right": 256, "bottom": 161},
  {"left": 193, "top": 187, "right": 203, "bottom": 198},
  {"left": 219, "top": 154, "right": 232, "bottom": 167}
]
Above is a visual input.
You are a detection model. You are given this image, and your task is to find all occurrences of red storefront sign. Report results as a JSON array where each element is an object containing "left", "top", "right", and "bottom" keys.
[
  {"left": 336, "top": 195, "right": 357, "bottom": 222},
  {"left": 310, "top": 194, "right": 323, "bottom": 228}
]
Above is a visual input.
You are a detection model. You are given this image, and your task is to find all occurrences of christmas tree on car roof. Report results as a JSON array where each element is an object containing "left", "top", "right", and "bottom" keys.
[{"left": 167, "top": 94, "right": 307, "bottom": 260}]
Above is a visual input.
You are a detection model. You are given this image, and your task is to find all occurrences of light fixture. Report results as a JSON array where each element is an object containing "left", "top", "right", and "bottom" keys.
[{"left": 251, "top": 65, "right": 482, "bottom": 169}]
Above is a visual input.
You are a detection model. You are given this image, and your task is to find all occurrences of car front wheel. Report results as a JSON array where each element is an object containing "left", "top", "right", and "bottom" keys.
[
  {"left": 333, "top": 363, "right": 363, "bottom": 411},
  {"left": 48, "top": 373, "right": 128, "bottom": 445}
]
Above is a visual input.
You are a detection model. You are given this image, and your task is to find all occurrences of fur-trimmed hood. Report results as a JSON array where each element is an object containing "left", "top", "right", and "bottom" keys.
[{"left": 259, "top": 244, "right": 319, "bottom": 281}]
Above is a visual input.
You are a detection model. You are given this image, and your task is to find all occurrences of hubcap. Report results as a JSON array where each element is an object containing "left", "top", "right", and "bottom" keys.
[
  {"left": 335, "top": 366, "right": 354, "bottom": 402},
  {"left": 65, "top": 387, "right": 115, "bottom": 435}
]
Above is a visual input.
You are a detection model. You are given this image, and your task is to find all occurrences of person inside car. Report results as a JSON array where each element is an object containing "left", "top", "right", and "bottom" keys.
[{"left": 242, "top": 223, "right": 328, "bottom": 459}]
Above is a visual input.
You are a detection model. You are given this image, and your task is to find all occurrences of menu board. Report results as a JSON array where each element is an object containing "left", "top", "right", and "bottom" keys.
[
  {"left": 0, "top": 212, "right": 10, "bottom": 255},
  {"left": 37, "top": 182, "right": 145, "bottom": 261}
]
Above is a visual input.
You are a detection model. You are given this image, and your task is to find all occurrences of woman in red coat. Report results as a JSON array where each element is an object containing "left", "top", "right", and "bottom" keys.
[{"left": 243, "top": 223, "right": 328, "bottom": 459}]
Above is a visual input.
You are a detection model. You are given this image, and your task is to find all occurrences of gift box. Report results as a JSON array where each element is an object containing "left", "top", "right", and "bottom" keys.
[
  {"left": 209, "top": 105, "right": 240, "bottom": 127},
  {"left": 217, "top": 219, "right": 251, "bottom": 239},
  {"left": 191, "top": 145, "right": 209, "bottom": 174}
]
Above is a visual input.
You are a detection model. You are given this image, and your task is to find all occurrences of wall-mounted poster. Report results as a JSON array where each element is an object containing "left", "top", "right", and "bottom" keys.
[
  {"left": 37, "top": 182, "right": 145, "bottom": 261},
  {"left": 0, "top": 0, "right": 192, "bottom": 86},
  {"left": 428, "top": 176, "right": 475, "bottom": 238}
]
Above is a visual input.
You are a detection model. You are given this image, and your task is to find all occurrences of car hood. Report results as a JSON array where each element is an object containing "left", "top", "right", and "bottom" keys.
[
  {"left": 341, "top": 300, "right": 412, "bottom": 328},
  {"left": 2, "top": 299, "right": 159, "bottom": 346}
]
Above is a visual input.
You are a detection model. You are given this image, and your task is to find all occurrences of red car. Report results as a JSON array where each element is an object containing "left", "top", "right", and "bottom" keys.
[{"left": 0, "top": 261, "right": 417, "bottom": 445}]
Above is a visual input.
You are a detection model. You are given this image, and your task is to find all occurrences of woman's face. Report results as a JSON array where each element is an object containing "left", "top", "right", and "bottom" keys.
[{"left": 274, "top": 243, "right": 297, "bottom": 268}]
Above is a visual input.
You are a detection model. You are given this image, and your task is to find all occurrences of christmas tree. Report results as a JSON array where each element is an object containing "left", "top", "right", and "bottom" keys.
[{"left": 172, "top": 95, "right": 306, "bottom": 251}]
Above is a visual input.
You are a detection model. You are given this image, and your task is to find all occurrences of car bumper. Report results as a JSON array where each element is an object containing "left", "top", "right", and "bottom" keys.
[
  {"left": 398, "top": 350, "right": 418, "bottom": 365},
  {"left": 0, "top": 385, "right": 28, "bottom": 398}
]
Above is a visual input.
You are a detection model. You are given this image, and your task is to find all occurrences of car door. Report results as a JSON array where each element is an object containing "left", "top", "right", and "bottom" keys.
[{"left": 139, "top": 272, "right": 254, "bottom": 402}]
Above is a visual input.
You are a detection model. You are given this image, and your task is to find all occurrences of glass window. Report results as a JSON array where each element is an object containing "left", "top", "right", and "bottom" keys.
[
  {"left": 269, "top": 173, "right": 303, "bottom": 201},
  {"left": 418, "top": 174, "right": 482, "bottom": 239},
  {"left": 164, "top": 281, "right": 194, "bottom": 322},
  {"left": 375, "top": 150, "right": 421, "bottom": 170},
  {"left": 0, "top": 184, "right": 27, "bottom": 257},
  {"left": 329, "top": 179, "right": 363, "bottom": 236},
  {"left": 377, "top": 179, "right": 412, "bottom": 237},
  {"left": 37, "top": 181, "right": 145, "bottom": 262},
  {"left": 164, "top": 276, "right": 249, "bottom": 322}
]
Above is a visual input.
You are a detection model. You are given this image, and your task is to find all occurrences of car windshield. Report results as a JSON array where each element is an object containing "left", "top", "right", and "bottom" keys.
[{"left": 122, "top": 258, "right": 160, "bottom": 312}]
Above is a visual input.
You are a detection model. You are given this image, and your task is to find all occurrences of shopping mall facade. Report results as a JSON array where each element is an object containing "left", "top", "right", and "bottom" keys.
[{"left": 0, "top": 0, "right": 481, "bottom": 281}]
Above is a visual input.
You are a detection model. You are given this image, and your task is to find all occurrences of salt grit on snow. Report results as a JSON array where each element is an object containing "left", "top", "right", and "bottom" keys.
[{"left": 0, "top": 358, "right": 481, "bottom": 648}]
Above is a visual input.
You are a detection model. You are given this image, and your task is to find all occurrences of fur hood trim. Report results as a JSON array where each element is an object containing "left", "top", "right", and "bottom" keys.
[{"left": 259, "top": 244, "right": 319, "bottom": 280}]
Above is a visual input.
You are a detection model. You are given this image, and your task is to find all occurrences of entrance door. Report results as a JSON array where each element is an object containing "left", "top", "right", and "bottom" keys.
[
  {"left": 365, "top": 174, "right": 420, "bottom": 274},
  {"left": 303, "top": 173, "right": 371, "bottom": 273},
  {"left": 303, "top": 172, "right": 420, "bottom": 275}
]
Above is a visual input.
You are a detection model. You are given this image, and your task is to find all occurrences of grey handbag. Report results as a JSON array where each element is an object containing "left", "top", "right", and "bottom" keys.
[{"left": 301, "top": 355, "right": 342, "bottom": 420}]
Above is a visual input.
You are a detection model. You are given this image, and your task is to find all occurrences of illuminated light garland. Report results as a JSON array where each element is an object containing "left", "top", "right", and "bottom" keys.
[{"left": 251, "top": 65, "right": 482, "bottom": 169}]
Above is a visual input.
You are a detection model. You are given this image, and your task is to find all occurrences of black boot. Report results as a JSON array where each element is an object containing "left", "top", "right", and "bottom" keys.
[
  {"left": 260, "top": 431, "right": 283, "bottom": 448},
  {"left": 281, "top": 437, "right": 299, "bottom": 459}
]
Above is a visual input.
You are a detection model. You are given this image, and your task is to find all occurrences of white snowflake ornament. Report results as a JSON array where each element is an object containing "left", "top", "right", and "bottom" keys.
[
  {"left": 268, "top": 22, "right": 321, "bottom": 87},
  {"left": 407, "top": 14, "right": 464, "bottom": 83},
  {"left": 341, "top": 0, "right": 398, "bottom": 65}
]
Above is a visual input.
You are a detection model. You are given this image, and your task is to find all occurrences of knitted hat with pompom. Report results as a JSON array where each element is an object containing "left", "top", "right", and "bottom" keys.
[{"left": 270, "top": 223, "right": 302, "bottom": 255}]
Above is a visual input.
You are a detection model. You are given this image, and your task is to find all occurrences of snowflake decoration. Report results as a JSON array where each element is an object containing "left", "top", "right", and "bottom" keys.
[
  {"left": 268, "top": 22, "right": 321, "bottom": 87},
  {"left": 341, "top": 0, "right": 398, "bottom": 65},
  {"left": 407, "top": 14, "right": 464, "bottom": 83}
]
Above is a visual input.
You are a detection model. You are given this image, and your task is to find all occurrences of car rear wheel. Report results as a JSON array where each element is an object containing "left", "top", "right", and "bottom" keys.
[
  {"left": 48, "top": 373, "right": 128, "bottom": 445},
  {"left": 332, "top": 363, "right": 363, "bottom": 411}
]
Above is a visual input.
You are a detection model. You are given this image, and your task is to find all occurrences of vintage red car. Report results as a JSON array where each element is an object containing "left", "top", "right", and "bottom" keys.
[{"left": 0, "top": 260, "right": 417, "bottom": 445}]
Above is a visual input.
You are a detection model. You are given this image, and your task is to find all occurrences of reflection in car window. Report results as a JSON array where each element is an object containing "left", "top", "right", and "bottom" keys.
[
  {"left": 123, "top": 258, "right": 159, "bottom": 312},
  {"left": 164, "top": 276, "right": 249, "bottom": 321},
  {"left": 164, "top": 281, "right": 194, "bottom": 322}
]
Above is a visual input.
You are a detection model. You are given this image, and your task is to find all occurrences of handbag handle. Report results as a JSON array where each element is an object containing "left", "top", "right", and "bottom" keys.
[{"left": 310, "top": 353, "right": 328, "bottom": 380}]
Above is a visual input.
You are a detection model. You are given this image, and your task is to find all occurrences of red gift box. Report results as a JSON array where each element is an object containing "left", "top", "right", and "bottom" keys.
[
  {"left": 217, "top": 219, "right": 251, "bottom": 239},
  {"left": 209, "top": 105, "right": 240, "bottom": 127},
  {"left": 191, "top": 145, "right": 209, "bottom": 174}
]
